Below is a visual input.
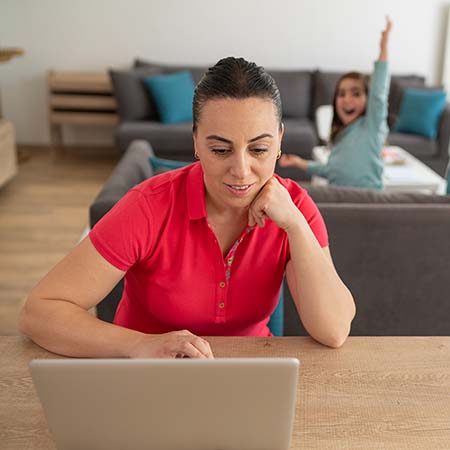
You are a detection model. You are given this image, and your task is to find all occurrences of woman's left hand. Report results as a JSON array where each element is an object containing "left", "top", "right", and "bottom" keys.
[{"left": 248, "top": 177, "right": 301, "bottom": 230}]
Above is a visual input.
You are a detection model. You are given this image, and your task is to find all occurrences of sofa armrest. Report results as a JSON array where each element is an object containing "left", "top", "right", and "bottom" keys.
[
  {"left": 89, "top": 140, "right": 155, "bottom": 227},
  {"left": 438, "top": 103, "right": 450, "bottom": 158}
]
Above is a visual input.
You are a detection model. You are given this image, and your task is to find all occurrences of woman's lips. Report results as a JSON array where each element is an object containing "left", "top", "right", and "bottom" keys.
[{"left": 224, "top": 183, "right": 254, "bottom": 196}]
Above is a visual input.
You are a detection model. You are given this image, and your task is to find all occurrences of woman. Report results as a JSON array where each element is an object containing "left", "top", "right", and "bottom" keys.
[{"left": 19, "top": 57, "right": 355, "bottom": 358}]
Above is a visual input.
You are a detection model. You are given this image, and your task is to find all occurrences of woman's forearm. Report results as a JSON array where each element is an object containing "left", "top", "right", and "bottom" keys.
[
  {"left": 285, "top": 213, "right": 356, "bottom": 347},
  {"left": 19, "top": 295, "right": 144, "bottom": 358}
]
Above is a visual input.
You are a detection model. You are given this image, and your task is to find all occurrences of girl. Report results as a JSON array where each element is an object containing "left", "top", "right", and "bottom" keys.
[{"left": 279, "top": 17, "right": 392, "bottom": 190}]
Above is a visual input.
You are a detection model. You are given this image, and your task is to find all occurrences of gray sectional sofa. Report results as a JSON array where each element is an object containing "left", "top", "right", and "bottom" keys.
[
  {"left": 109, "top": 59, "right": 450, "bottom": 177},
  {"left": 89, "top": 140, "right": 450, "bottom": 336}
]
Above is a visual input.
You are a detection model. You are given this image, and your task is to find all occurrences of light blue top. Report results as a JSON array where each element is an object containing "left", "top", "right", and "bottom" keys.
[{"left": 307, "top": 61, "right": 390, "bottom": 190}]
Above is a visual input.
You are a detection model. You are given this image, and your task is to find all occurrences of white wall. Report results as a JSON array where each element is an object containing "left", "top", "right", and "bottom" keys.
[{"left": 1, "top": 0, "right": 449, "bottom": 145}]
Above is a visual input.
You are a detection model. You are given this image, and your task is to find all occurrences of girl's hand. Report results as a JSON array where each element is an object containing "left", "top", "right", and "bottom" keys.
[
  {"left": 279, "top": 153, "right": 309, "bottom": 171},
  {"left": 129, "top": 330, "right": 214, "bottom": 359},
  {"left": 248, "top": 177, "right": 301, "bottom": 231},
  {"left": 379, "top": 16, "right": 392, "bottom": 61}
]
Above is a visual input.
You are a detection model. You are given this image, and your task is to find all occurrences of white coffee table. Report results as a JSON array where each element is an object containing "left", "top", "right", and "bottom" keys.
[{"left": 311, "top": 145, "right": 447, "bottom": 194}]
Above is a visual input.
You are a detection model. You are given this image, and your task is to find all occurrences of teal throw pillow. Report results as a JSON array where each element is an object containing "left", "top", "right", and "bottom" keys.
[
  {"left": 144, "top": 71, "right": 195, "bottom": 124},
  {"left": 394, "top": 88, "right": 447, "bottom": 139},
  {"left": 149, "top": 156, "right": 191, "bottom": 174},
  {"left": 447, "top": 168, "right": 450, "bottom": 195},
  {"left": 268, "top": 288, "right": 284, "bottom": 336}
]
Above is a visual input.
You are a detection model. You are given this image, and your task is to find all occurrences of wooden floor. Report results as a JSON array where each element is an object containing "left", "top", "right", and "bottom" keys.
[{"left": 0, "top": 146, "right": 119, "bottom": 335}]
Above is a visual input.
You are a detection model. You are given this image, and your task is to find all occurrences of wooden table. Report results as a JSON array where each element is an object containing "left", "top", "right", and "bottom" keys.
[{"left": 1, "top": 336, "right": 450, "bottom": 450}]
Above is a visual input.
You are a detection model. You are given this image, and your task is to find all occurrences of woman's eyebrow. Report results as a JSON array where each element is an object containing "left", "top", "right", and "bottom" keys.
[
  {"left": 206, "top": 133, "right": 273, "bottom": 144},
  {"left": 206, "top": 135, "right": 232, "bottom": 144},
  {"left": 248, "top": 133, "right": 273, "bottom": 143}
]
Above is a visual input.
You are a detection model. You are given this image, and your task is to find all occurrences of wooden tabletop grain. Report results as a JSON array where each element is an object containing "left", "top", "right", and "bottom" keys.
[{"left": 1, "top": 335, "right": 450, "bottom": 450}]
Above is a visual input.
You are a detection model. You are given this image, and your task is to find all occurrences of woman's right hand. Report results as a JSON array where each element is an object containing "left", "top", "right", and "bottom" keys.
[
  {"left": 129, "top": 329, "right": 214, "bottom": 359},
  {"left": 278, "top": 154, "right": 309, "bottom": 171}
]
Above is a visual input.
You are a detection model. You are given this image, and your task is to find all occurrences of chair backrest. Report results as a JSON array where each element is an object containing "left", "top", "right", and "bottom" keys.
[
  {"left": 446, "top": 162, "right": 450, "bottom": 194},
  {"left": 268, "top": 287, "right": 284, "bottom": 336}
]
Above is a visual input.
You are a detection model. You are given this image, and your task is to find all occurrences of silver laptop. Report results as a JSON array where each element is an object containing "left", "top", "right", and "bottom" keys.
[{"left": 30, "top": 357, "right": 299, "bottom": 450}]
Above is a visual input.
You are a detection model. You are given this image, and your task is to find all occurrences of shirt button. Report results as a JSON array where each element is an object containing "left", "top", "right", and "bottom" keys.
[
  {"left": 219, "top": 302, "right": 225, "bottom": 309},
  {"left": 219, "top": 281, "right": 226, "bottom": 288}
]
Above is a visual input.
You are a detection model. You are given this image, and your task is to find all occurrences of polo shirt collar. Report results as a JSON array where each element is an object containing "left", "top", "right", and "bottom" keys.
[{"left": 187, "top": 162, "right": 207, "bottom": 220}]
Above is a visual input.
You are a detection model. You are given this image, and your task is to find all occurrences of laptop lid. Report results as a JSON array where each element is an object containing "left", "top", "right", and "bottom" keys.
[{"left": 30, "top": 357, "right": 299, "bottom": 450}]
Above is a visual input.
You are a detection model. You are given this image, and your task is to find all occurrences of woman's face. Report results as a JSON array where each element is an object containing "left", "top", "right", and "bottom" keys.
[
  {"left": 193, "top": 97, "right": 283, "bottom": 213},
  {"left": 335, "top": 78, "right": 367, "bottom": 125}
]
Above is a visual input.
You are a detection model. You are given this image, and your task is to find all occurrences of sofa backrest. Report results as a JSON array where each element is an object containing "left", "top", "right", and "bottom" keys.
[
  {"left": 114, "top": 58, "right": 428, "bottom": 132},
  {"left": 268, "top": 70, "right": 312, "bottom": 119},
  {"left": 283, "top": 184, "right": 450, "bottom": 335},
  {"left": 284, "top": 202, "right": 450, "bottom": 336},
  {"left": 305, "top": 184, "right": 450, "bottom": 204},
  {"left": 134, "top": 58, "right": 206, "bottom": 84},
  {"left": 134, "top": 58, "right": 314, "bottom": 120}
]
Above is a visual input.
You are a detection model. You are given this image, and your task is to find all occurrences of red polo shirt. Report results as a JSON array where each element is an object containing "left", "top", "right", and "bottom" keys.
[{"left": 89, "top": 162, "right": 328, "bottom": 336}]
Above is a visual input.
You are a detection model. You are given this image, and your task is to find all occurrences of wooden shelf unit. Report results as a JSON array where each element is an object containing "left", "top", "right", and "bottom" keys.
[
  {"left": 0, "top": 119, "right": 18, "bottom": 188},
  {"left": 47, "top": 71, "right": 118, "bottom": 148}
]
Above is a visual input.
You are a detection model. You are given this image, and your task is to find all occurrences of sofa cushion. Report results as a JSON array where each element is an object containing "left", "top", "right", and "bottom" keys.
[
  {"left": 280, "top": 118, "right": 318, "bottom": 155},
  {"left": 268, "top": 70, "right": 312, "bottom": 118},
  {"left": 393, "top": 89, "right": 447, "bottom": 139},
  {"left": 115, "top": 121, "right": 195, "bottom": 156},
  {"left": 116, "top": 117, "right": 320, "bottom": 160},
  {"left": 304, "top": 184, "right": 450, "bottom": 204},
  {"left": 144, "top": 71, "right": 195, "bottom": 124},
  {"left": 109, "top": 67, "right": 162, "bottom": 121},
  {"left": 388, "top": 132, "right": 438, "bottom": 158}
]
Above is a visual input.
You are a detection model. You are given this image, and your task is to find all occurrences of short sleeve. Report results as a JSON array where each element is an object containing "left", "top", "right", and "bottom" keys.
[{"left": 89, "top": 189, "right": 154, "bottom": 271}]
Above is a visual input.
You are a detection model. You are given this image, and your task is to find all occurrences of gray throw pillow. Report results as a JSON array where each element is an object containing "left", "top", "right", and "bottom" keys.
[
  {"left": 134, "top": 58, "right": 207, "bottom": 85},
  {"left": 109, "top": 67, "right": 162, "bottom": 121}
]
